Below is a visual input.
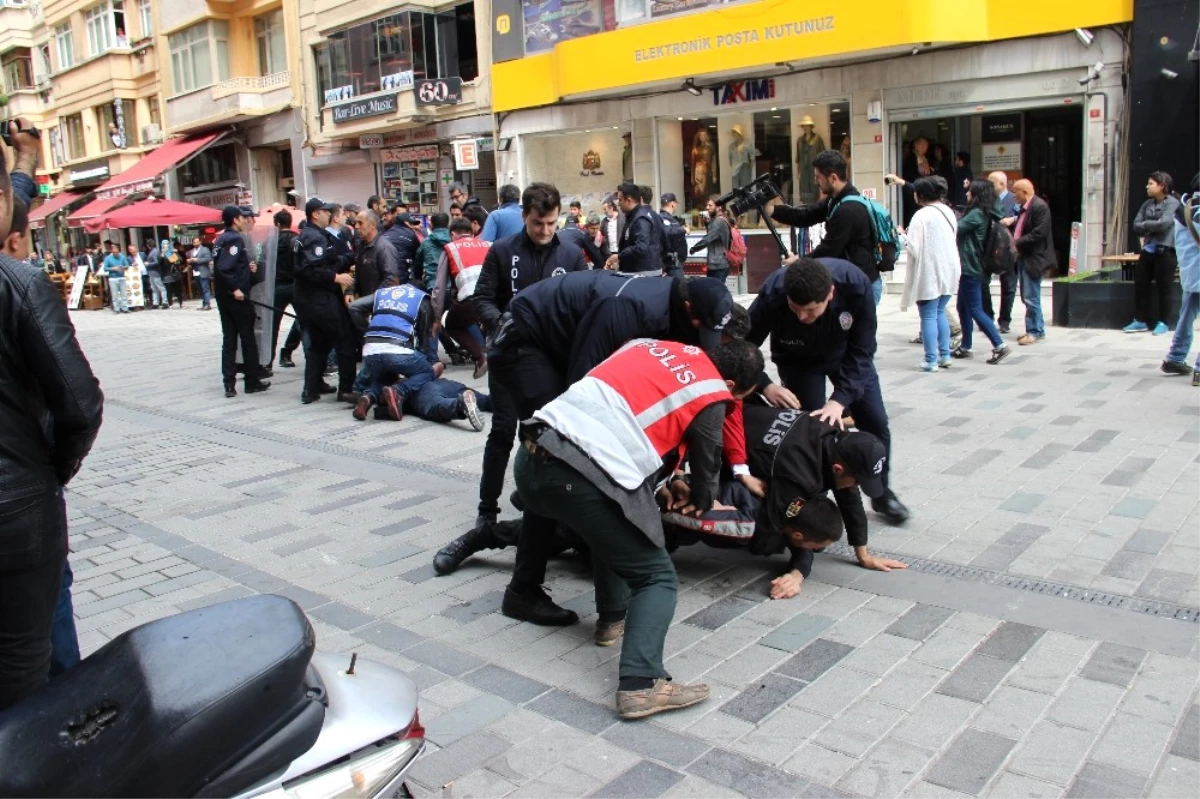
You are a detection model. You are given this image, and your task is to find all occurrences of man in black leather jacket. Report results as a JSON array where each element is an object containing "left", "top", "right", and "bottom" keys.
[
  {"left": 604, "top": 182, "right": 662, "bottom": 274},
  {"left": 292, "top": 197, "right": 356, "bottom": 403},
  {"left": 1, "top": 121, "right": 105, "bottom": 710}
]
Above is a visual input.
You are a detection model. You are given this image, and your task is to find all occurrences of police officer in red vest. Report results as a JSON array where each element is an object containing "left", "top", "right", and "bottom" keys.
[
  {"left": 430, "top": 216, "right": 490, "bottom": 378},
  {"left": 517, "top": 337, "right": 763, "bottom": 720}
]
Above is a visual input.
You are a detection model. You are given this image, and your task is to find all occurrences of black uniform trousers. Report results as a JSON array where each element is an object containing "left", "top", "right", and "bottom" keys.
[
  {"left": 479, "top": 368, "right": 518, "bottom": 517},
  {"left": 1135, "top": 248, "right": 1178, "bottom": 326},
  {"left": 271, "top": 282, "right": 304, "bottom": 358},
  {"left": 778, "top": 363, "right": 893, "bottom": 492},
  {"left": 488, "top": 341, "right": 568, "bottom": 590},
  {"left": 215, "top": 293, "right": 265, "bottom": 388},
  {"left": 299, "top": 303, "right": 357, "bottom": 396}
]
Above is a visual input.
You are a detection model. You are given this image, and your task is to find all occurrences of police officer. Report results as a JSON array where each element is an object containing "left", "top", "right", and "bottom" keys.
[
  {"left": 747, "top": 257, "right": 911, "bottom": 524},
  {"left": 212, "top": 205, "right": 270, "bottom": 398},
  {"left": 741, "top": 403, "right": 907, "bottom": 598},
  {"left": 293, "top": 197, "right": 355, "bottom": 404},
  {"left": 604, "top": 182, "right": 662, "bottom": 274},
  {"left": 516, "top": 337, "right": 763, "bottom": 719},
  {"left": 659, "top": 193, "right": 688, "bottom": 279},
  {"left": 468, "top": 182, "right": 587, "bottom": 530}
]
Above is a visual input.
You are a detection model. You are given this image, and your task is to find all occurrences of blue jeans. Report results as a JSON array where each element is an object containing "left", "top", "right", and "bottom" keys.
[
  {"left": 198, "top": 276, "right": 212, "bottom": 308},
  {"left": 1167, "top": 291, "right": 1200, "bottom": 368},
  {"left": 957, "top": 275, "right": 1004, "bottom": 351},
  {"left": 872, "top": 277, "right": 884, "bottom": 306},
  {"left": 362, "top": 351, "right": 435, "bottom": 402},
  {"left": 917, "top": 295, "right": 951, "bottom": 364},
  {"left": 1020, "top": 269, "right": 1045, "bottom": 339},
  {"left": 408, "top": 379, "right": 494, "bottom": 423},
  {"left": 49, "top": 560, "right": 80, "bottom": 676},
  {"left": 108, "top": 276, "right": 129, "bottom": 312}
]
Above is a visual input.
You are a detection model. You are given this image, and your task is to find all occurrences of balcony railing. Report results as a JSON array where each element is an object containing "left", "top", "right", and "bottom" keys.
[{"left": 210, "top": 71, "right": 290, "bottom": 99}]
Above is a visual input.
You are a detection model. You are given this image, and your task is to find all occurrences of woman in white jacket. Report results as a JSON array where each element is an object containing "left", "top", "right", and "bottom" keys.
[{"left": 902, "top": 177, "right": 962, "bottom": 371}]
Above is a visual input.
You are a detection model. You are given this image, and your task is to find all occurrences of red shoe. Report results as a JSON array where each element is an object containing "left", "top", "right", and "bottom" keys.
[
  {"left": 352, "top": 395, "right": 373, "bottom": 421},
  {"left": 381, "top": 386, "right": 403, "bottom": 421}
]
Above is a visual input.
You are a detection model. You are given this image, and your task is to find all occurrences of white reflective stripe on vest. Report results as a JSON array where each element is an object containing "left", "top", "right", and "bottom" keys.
[
  {"left": 533, "top": 377, "right": 663, "bottom": 490},
  {"left": 635, "top": 378, "right": 730, "bottom": 429},
  {"left": 446, "top": 243, "right": 484, "bottom": 301}
]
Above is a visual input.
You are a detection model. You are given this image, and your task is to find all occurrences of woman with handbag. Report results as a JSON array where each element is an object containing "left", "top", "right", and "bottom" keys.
[
  {"left": 952, "top": 179, "right": 1011, "bottom": 365},
  {"left": 901, "top": 177, "right": 962, "bottom": 372},
  {"left": 159, "top": 239, "right": 185, "bottom": 308}
]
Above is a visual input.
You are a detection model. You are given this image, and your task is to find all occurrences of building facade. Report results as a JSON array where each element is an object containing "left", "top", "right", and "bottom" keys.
[
  {"left": 297, "top": 0, "right": 495, "bottom": 210},
  {"left": 491, "top": 0, "right": 1136, "bottom": 285},
  {"left": 1, "top": 0, "right": 58, "bottom": 197}
]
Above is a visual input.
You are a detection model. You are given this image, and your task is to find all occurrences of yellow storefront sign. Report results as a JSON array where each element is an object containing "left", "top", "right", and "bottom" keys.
[{"left": 493, "top": 0, "right": 1133, "bottom": 112}]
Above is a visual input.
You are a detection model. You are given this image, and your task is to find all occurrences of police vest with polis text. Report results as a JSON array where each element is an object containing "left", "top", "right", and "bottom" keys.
[
  {"left": 367, "top": 284, "right": 427, "bottom": 349},
  {"left": 533, "top": 339, "right": 733, "bottom": 490},
  {"left": 443, "top": 237, "right": 490, "bottom": 301}
]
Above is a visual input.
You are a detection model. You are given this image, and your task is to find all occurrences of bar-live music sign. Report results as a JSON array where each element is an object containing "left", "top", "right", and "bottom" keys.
[
  {"left": 712, "top": 78, "right": 775, "bottom": 106},
  {"left": 332, "top": 94, "right": 398, "bottom": 124}
]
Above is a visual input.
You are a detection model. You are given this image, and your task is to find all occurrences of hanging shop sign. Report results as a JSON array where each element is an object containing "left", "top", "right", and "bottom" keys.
[
  {"left": 359, "top": 134, "right": 385, "bottom": 148},
  {"left": 381, "top": 145, "right": 441, "bottom": 163},
  {"left": 981, "top": 113, "right": 1023, "bottom": 144},
  {"left": 453, "top": 139, "right": 479, "bottom": 170},
  {"left": 332, "top": 94, "right": 399, "bottom": 123},
  {"left": 712, "top": 78, "right": 775, "bottom": 106},
  {"left": 68, "top": 161, "right": 110, "bottom": 184},
  {"left": 415, "top": 78, "right": 463, "bottom": 107}
]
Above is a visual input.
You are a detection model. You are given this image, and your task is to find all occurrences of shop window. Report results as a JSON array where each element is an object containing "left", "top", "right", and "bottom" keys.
[
  {"left": 85, "top": 1, "right": 128, "bottom": 56},
  {"left": 178, "top": 142, "right": 238, "bottom": 188},
  {"left": 137, "top": 0, "right": 152, "bottom": 39},
  {"left": 118, "top": 99, "right": 138, "bottom": 147},
  {"left": 37, "top": 45, "right": 52, "bottom": 80},
  {"left": 168, "top": 20, "right": 230, "bottom": 94},
  {"left": 95, "top": 101, "right": 116, "bottom": 149},
  {"left": 55, "top": 24, "right": 75, "bottom": 70},
  {"left": 148, "top": 96, "right": 160, "bottom": 128},
  {"left": 255, "top": 9, "right": 287, "bottom": 77},
  {"left": 2, "top": 53, "right": 34, "bottom": 92},
  {"left": 63, "top": 114, "right": 86, "bottom": 161}
]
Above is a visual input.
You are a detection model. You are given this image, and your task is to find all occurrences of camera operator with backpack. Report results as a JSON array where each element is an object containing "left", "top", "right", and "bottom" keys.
[{"left": 768, "top": 149, "right": 895, "bottom": 305}]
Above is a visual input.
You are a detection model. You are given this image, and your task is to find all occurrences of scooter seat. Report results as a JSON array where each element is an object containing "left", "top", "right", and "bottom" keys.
[{"left": 0, "top": 594, "right": 323, "bottom": 798}]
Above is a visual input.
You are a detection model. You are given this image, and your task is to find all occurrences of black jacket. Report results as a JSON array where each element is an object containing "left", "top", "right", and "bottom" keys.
[
  {"left": 659, "top": 210, "right": 689, "bottom": 271},
  {"left": 508, "top": 271, "right": 704, "bottom": 383},
  {"left": 212, "top": 228, "right": 256, "bottom": 296},
  {"left": 355, "top": 234, "right": 401, "bottom": 297},
  {"left": 556, "top": 226, "right": 606, "bottom": 269},
  {"left": 1014, "top": 195, "right": 1056, "bottom": 278},
  {"left": 747, "top": 258, "right": 877, "bottom": 409},
  {"left": 381, "top": 224, "right": 420, "bottom": 286},
  {"left": 275, "top": 229, "right": 296, "bottom": 285},
  {"left": 742, "top": 404, "right": 869, "bottom": 572},
  {"left": 772, "top": 185, "right": 879, "bottom": 282},
  {"left": 0, "top": 254, "right": 104, "bottom": 564},
  {"left": 292, "top": 221, "right": 344, "bottom": 310},
  {"left": 473, "top": 228, "right": 588, "bottom": 335},
  {"left": 618, "top": 205, "right": 663, "bottom": 274}
]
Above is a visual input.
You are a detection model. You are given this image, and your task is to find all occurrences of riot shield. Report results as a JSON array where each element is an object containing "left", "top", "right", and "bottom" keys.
[{"left": 235, "top": 225, "right": 279, "bottom": 373}]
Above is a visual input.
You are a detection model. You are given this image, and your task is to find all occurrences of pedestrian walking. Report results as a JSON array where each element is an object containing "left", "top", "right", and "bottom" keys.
[
  {"left": 144, "top": 240, "right": 168, "bottom": 309},
  {"left": 1162, "top": 178, "right": 1200, "bottom": 385},
  {"left": 953, "top": 179, "right": 1011, "bottom": 364},
  {"left": 188, "top": 236, "right": 213, "bottom": 311},
  {"left": 160, "top": 240, "right": 185, "bottom": 308},
  {"left": 901, "top": 177, "right": 961, "bottom": 372},
  {"left": 101, "top": 241, "right": 131, "bottom": 314},
  {"left": 1126, "top": 171, "right": 1183, "bottom": 335}
]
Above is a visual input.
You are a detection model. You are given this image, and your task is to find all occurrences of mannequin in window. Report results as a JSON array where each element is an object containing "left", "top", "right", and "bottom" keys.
[
  {"left": 839, "top": 135, "right": 852, "bottom": 180},
  {"left": 728, "top": 124, "right": 756, "bottom": 190},
  {"left": 690, "top": 129, "right": 717, "bottom": 209},
  {"left": 795, "top": 116, "right": 826, "bottom": 205},
  {"left": 621, "top": 132, "right": 633, "bottom": 183}
]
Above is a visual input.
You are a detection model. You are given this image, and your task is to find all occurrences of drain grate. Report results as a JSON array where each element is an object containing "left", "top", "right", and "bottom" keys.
[{"left": 823, "top": 543, "right": 1200, "bottom": 623}]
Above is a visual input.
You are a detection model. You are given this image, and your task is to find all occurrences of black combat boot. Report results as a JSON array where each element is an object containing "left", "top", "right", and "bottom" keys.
[{"left": 433, "top": 523, "right": 502, "bottom": 575}]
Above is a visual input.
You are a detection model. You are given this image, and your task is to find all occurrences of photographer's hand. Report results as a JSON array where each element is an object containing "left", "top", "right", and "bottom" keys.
[
  {"left": 8, "top": 117, "right": 41, "bottom": 176},
  {"left": 783, "top": 254, "right": 799, "bottom": 266}
]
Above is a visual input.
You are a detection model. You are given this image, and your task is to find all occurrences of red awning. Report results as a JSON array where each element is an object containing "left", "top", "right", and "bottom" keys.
[
  {"left": 83, "top": 198, "right": 223, "bottom": 234},
  {"left": 66, "top": 195, "right": 127, "bottom": 228},
  {"left": 29, "top": 191, "right": 86, "bottom": 229},
  {"left": 94, "top": 132, "right": 224, "bottom": 199}
]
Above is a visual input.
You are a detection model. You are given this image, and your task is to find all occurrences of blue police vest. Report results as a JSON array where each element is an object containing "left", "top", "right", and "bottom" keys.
[{"left": 366, "top": 285, "right": 426, "bottom": 347}]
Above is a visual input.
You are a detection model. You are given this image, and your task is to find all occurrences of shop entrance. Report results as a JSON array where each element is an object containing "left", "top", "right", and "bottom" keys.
[{"left": 892, "top": 105, "right": 1083, "bottom": 273}]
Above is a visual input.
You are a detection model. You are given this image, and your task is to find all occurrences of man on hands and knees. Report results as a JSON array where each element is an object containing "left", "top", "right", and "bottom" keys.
[
  {"left": 351, "top": 283, "right": 437, "bottom": 422},
  {"left": 748, "top": 257, "right": 910, "bottom": 525},
  {"left": 517, "top": 338, "right": 763, "bottom": 719}
]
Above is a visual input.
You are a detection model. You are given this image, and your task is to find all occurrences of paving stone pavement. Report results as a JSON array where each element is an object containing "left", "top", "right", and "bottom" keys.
[{"left": 61, "top": 296, "right": 1200, "bottom": 798}]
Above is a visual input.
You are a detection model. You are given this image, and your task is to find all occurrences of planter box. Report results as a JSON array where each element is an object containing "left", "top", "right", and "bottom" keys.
[{"left": 1052, "top": 273, "right": 1182, "bottom": 329}]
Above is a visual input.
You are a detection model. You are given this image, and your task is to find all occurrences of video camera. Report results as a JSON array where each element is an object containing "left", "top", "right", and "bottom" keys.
[
  {"left": 0, "top": 120, "right": 40, "bottom": 147},
  {"left": 716, "top": 174, "right": 781, "bottom": 219}
]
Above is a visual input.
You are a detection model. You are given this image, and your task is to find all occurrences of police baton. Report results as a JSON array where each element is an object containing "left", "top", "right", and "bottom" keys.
[{"left": 247, "top": 298, "right": 297, "bottom": 319}]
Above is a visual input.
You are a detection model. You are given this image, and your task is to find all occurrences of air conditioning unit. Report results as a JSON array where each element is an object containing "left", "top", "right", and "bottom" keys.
[
  {"left": 278, "top": 176, "right": 295, "bottom": 190},
  {"left": 142, "top": 124, "right": 162, "bottom": 144}
]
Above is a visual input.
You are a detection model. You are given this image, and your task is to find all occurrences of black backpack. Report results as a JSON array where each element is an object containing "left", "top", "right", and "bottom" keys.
[{"left": 981, "top": 218, "right": 1017, "bottom": 276}]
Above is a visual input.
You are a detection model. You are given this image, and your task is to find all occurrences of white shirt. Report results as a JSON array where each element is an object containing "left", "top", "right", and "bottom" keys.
[
  {"left": 901, "top": 203, "right": 962, "bottom": 311},
  {"left": 606, "top": 216, "right": 619, "bottom": 248}
]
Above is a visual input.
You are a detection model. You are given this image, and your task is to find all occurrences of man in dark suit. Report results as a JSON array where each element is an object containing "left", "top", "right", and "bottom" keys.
[
  {"left": 988, "top": 171, "right": 1021, "bottom": 330},
  {"left": 1011, "top": 179, "right": 1055, "bottom": 345}
]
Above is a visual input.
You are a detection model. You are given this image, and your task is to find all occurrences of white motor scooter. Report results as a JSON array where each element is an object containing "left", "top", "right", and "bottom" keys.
[{"left": 0, "top": 595, "right": 425, "bottom": 798}]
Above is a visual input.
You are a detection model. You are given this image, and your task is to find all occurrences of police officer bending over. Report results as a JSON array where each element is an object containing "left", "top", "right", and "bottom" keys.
[
  {"left": 747, "top": 257, "right": 911, "bottom": 525},
  {"left": 213, "top": 205, "right": 269, "bottom": 398},
  {"left": 293, "top": 198, "right": 356, "bottom": 404},
  {"left": 517, "top": 337, "right": 763, "bottom": 719},
  {"left": 468, "top": 182, "right": 588, "bottom": 530}
]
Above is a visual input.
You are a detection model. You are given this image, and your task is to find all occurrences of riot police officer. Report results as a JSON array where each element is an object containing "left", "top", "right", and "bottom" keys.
[
  {"left": 747, "top": 257, "right": 910, "bottom": 525},
  {"left": 293, "top": 197, "right": 355, "bottom": 404},
  {"left": 212, "top": 205, "right": 269, "bottom": 398}
]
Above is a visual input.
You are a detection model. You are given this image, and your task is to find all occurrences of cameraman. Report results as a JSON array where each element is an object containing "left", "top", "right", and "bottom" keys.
[{"left": 769, "top": 150, "right": 881, "bottom": 301}]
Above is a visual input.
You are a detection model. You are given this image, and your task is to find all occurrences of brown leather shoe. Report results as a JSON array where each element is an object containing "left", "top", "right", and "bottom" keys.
[
  {"left": 616, "top": 679, "right": 709, "bottom": 720},
  {"left": 1017, "top": 334, "right": 1042, "bottom": 346},
  {"left": 594, "top": 620, "right": 625, "bottom": 647}
]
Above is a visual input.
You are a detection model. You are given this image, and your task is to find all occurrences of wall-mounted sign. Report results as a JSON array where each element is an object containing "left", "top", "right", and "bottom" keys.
[
  {"left": 981, "top": 113, "right": 1023, "bottom": 144},
  {"left": 359, "top": 134, "right": 385, "bottom": 148},
  {"left": 185, "top": 186, "right": 248, "bottom": 209},
  {"left": 580, "top": 150, "right": 604, "bottom": 177},
  {"left": 981, "top": 142, "right": 1022, "bottom": 171},
  {"left": 476, "top": 136, "right": 495, "bottom": 152},
  {"left": 415, "top": 78, "right": 463, "bottom": 106},
  {"left": 68, "top": 161, "right": 110, "bottom": 184},
  {"left": 324, "top": 85, "right": 355, "bottom": 105},
  {"left": 381, "top": 145, "right": 441, "bottom": 163},
  {"left": 332, "top": 94, "right": 398, "bottom": 123},
  {"left": 492, "top": 0, "right": 524, "bottom": 63},
  {"left": 381, "top": 71, "right": 414, "bottom": 92},
  {"left": 453, "top": 139, "right": 479, "bottom": 170},
  {"left": 711, "top": 78, "right": 775, "bottom": 106}
]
